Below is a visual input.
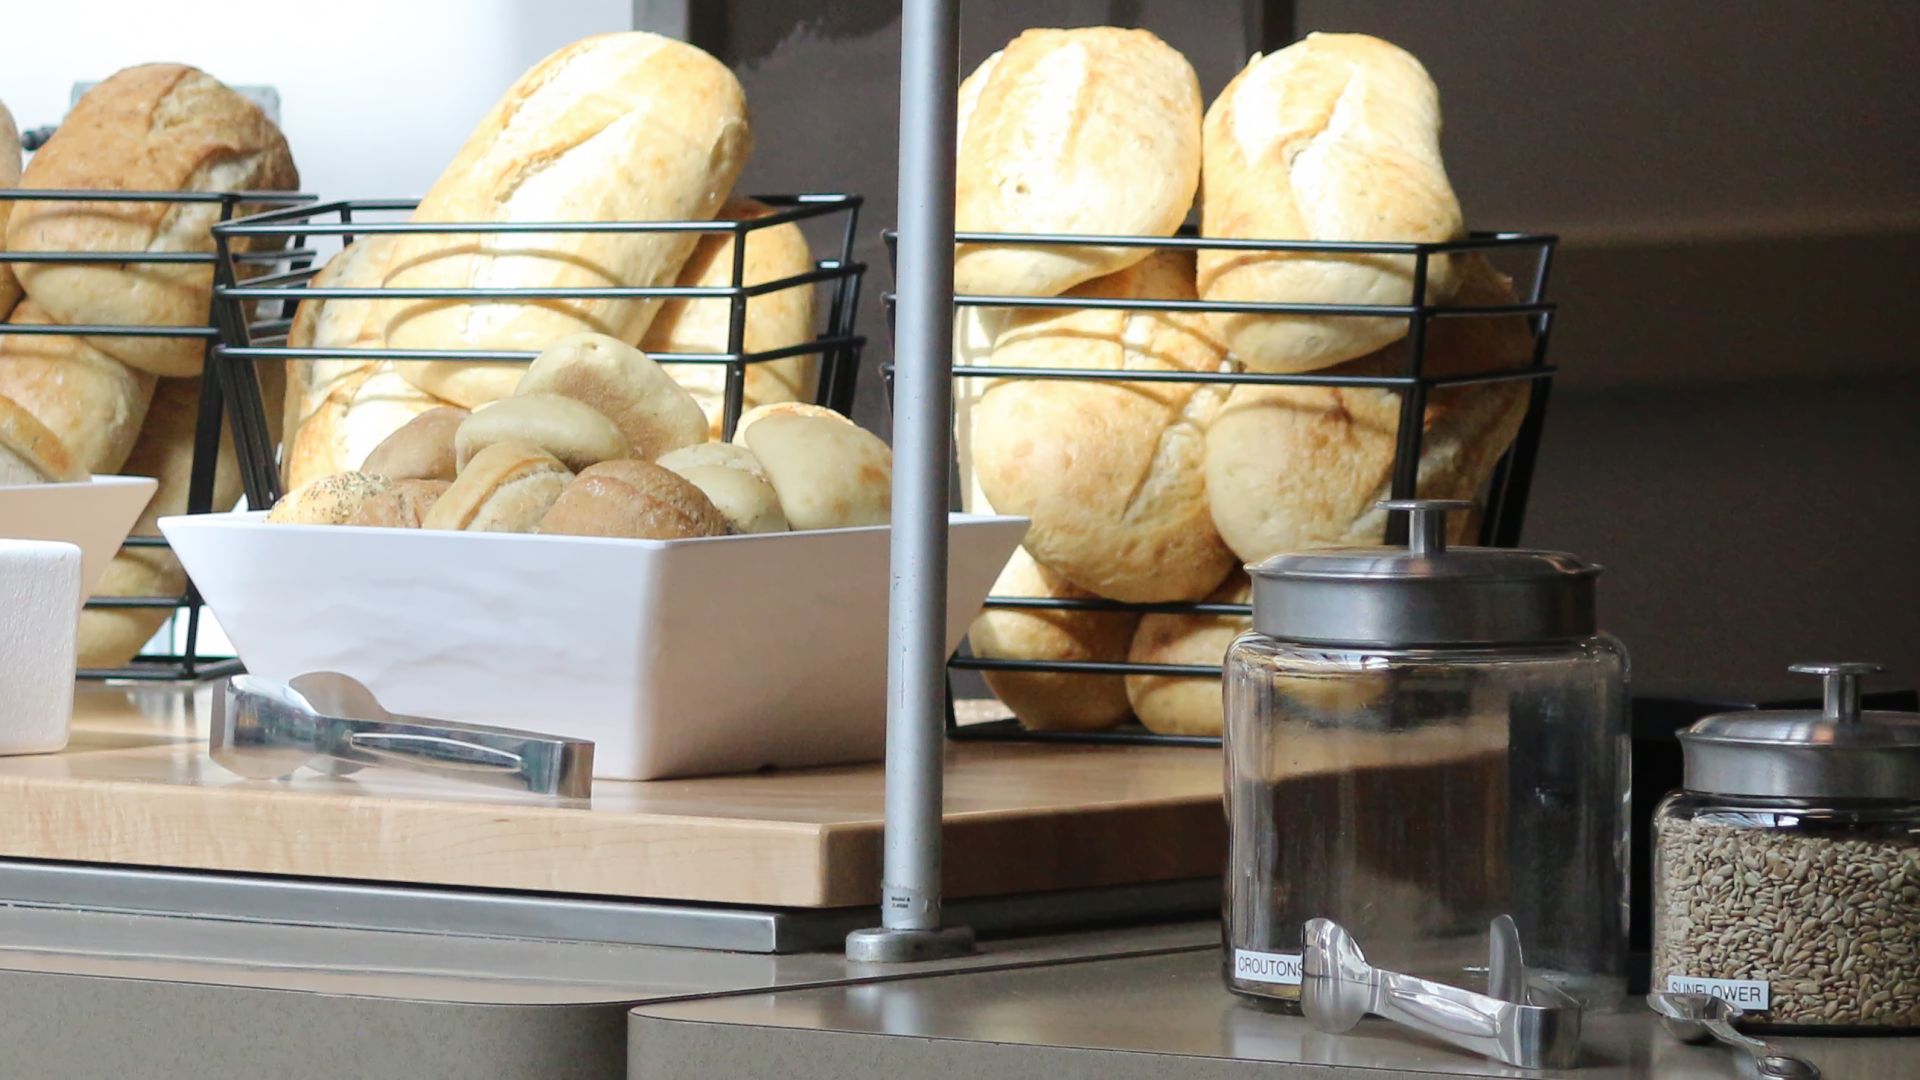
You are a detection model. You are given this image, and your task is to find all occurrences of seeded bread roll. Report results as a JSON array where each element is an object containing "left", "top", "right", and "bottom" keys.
[
  {"left": 344, "top": 478, "right": 452, "bottom": 529},
  {"left": 1198, "top": 34, "right": 1464, "bottom": 373},
  {"left": 969, "top": 547, "right": 1138, "bottom": 732},
  {"left": 1124, "top": 573, "right": 1250, "bottom": 737},
  {"left": 971, "top": 250, "right": 1234, "bottom": 603},
  {"left": 421, "top": 443, "right": 572, "bottom": 533},
  {"left": 656, "top": 442, "right": 786, "bottom": 534},
  {"left": 0, "top": 300, "right": 157, "bottom": 474},
  {"left": 539, "top": 459, "right": 731, "bottom": 540},
  {"left": 954, "top": 28, "right": 1202, "bottom": 296},
  {"left": 1204, "top": 255, "right": 1531, "bottom": 562},
  {"left": 738, "top": 412, "right": 890, "bottom": 530},
  {"left": 0, "top": 99, "right": 21, "bottom": 318},
  {"left": 360, "top": 406, "right": 468, "bottom": 482},
  {"left": 453, "top": 393, "right": 629, "bottom": 473},
  {"left": 386, "top": 33, "right": 751, "bottom": 407},
  {"left": 266, "top": 471, "right": 393, "bottom": 525},
  {"left": 7, "top": 64, "right": 298, "bottom": 376},
  {"left": 514, "top": 333, "right": 706, "bottom": 459},
  {"left": 0, "top": 395, "right": 82, "bottom": 484},
  {"left": 641, "top": 197, "right": 818, "bottom": 437}
]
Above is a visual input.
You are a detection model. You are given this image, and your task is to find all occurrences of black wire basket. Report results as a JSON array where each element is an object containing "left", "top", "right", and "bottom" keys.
[
  {"left": 883, "top": 226, "right": 1560, "bottom": 747},
  {"left": 0, "top": 188, "right": 314, "bottom": 681},
  {"left": 209, "top": 194, "right": 868, "bottom": 509}
]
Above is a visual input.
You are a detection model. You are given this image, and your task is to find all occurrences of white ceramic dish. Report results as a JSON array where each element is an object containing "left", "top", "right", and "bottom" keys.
[
  {"left": 0, "top": 476, "right": 158, "bottom": 598},
  {"left": 160, "top": 511, "right": 1028, "bottom": 780}
]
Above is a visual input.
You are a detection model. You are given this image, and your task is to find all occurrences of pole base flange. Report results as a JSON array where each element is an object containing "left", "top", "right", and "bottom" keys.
[{"left": 844, "top": 924, "right": 976, "bottom": 963}]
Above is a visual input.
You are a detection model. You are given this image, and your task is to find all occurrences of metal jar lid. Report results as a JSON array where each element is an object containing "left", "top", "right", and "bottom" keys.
[
  {"left": 1248, "top": 500, "right": 1602, "bottom": 647},
  {"left": 1679, "top": 663, "right": 1920, "bottom": 801}
]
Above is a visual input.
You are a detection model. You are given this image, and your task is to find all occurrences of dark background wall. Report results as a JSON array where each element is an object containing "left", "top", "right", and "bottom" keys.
[{"left": 701, "top": 1, "right": 1920, "bottom": 689}]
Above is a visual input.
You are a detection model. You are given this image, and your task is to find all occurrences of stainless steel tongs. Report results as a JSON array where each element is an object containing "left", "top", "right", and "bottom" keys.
[
  {"left": 1301, "top": 916, "right": 1584, "bottom": 1070},
  {"left": 210, "top": 672, "right": 593, "bottom": 799}
]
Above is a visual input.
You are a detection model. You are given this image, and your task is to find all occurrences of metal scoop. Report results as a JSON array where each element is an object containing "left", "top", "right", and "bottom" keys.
[
  {"left": 1301, "top": 916, "right": 1583, "bottom": 1070},
  {"left": 210, "top": 672, "right": 593, "bottom": 799},
  {"left": 1648, "top": 992, "right": 1819, "bottom": 1079}
]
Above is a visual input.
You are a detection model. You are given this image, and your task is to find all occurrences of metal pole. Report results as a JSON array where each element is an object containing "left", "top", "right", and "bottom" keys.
[{"left": 845, "top": 0, "right": 973, "bottom": 963}]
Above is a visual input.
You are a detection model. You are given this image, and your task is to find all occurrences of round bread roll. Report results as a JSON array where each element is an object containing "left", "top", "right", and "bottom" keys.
[
  {"left": 1204, "top": 255, "right": 1532, "bottom": 563},
  {"left": 641, "top": 197, "right": 818, "bottom": 437},
  {"left": 970, "top": 547, "right": 1138, "bottom": 732},
  {"left": 971, "top": 250, "right": 1234, "bottom": 603},
  {"left": 454, "top": 394, "right": 628, "bottom": 473},
  {"left": 267, "top": 472, "right": 393, "bottom": 525},
  {"left": 656, "top": 442, "right": 786, "bottom": 534},
  {"left": 1125, "top": 574, "right": 1250, "bottom": 737},
  {"left": 515, "top": 333, "right": 707, "bottom": 460},
  {"left": 0, "top": 99, "right": 22, "bottom": 318},
  {"left": 285, "top": 363, "right": 446, "bottom": 491},
  {"left": 421, "top": 443, "right": 573, "bottom": 533},
  {"left": 539, "top": 459, "right": 731, "bottom": 540},
  {"left": 344, "top": 478, "right": 452, "bottom": 529},
  {"left": 739, "top": 412, "right": 890, "bottom": 530},
  {"left": 0, "top": 300, "right": 157, "bottom": 474},
  {"left": 728, "top": 401, "right": 850, "bottom": 446},
  {"left": 954, "top": 28, "right": 1202, "bottom": 297},
  {"left": 0, "top": 394, "right": 82, "bottom": 484},
  {"left": 281, "top": 237, "right": 399, "bottom": 487},
  {"left": 1198, "top": 34, "right": 1464, "bottom": 374},
  {"left": 361, "top": 405, "right": 468, "bottom": 482}
]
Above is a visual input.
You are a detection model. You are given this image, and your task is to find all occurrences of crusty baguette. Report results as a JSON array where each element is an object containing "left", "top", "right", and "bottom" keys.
[
  {"left": 954, "top": 28, "right": 1202, "bottom": 297},
  {"left": 0, "top": 300, "right": 156, "bottom": 474},
  {"left": 1124, "top": 573, "right": 1249, "bottom": 737},
  {"left": 971, "top": 250, "right": 1234, "bottom": 603},
  {"left": 0, "top": 99, "right": 22, "bottom": 319},
  {"left": 386, "top": 33, "right": 751, "bottom": 407},
  {"left": 7, "top": 64, "right": 298, "bottom": 376},
  {"left": 970, "top": 547, "right": 1138, "bottom": 732},
  {"left": 0, "top": 394, "right": 81, "bottom": 483},
  {"left": 282, "top": 237, "right": 399, "bottom": 487},
  {"left": 1203, "top": 255, "right": 1532, "bottom": 563},
  {"left": 952, "top": 306, "right": 1008, "bottom": 515},
  {"left": 1198, "top": 33, "right": 1463, "bottom": 374},
  {"left": 285, "top": 363, "right": 444, "bottom": 491},
  {"left": 641, "top": 197, "right": 817, "bottom": 437}
]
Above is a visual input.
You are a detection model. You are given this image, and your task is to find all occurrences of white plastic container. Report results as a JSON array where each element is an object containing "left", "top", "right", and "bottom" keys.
[
  {"left": 0, "top": 476, "right": 158, "bottom": 599},
  {"left": 161, "top": 511, "right": 1028, "bottom": 780},
  {"left": 0, "top": 539, "right": 81, "bottom": 755}
]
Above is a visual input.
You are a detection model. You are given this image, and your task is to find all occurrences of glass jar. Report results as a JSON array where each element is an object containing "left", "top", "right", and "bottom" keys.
[
  {"left": 1651, "top": 663, "right": 1920, "bottom": 1032},
  {"left": 1222, "top": 500, "right": 1630, "bottom": 1012}
]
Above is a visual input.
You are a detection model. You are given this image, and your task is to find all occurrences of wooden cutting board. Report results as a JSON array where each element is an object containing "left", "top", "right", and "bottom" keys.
[{"left": 0, "top": 685, "right": 1225, "bottom": 908}]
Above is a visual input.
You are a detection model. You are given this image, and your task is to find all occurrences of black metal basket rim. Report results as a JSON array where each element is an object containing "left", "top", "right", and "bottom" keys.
[
  {"left": 884, "top": 226, "right": 1554, "bottom": 256},
  {"left": 0, "top": 247, "right": 316, "bottom": 268},
  {"left": 212, "top": 192, "right": 864, "bottom": 238},
  {"left": 883, "top": 360, "right": 1555, "bottom": 390},
  {"left": 0, "top": 188, "right": 314, "bottom": 205},
  {"left": 215, "top": 259, "right": 865, "bottom": 303},
  {"left": 213, "top": 335, "right": 867, "bottom": 367},
  {"left": 0, "top": 323, "right": 218, "bottom": 340},
  {"left": 918, "top": 292, "right": 1555, "bottom": 318}
]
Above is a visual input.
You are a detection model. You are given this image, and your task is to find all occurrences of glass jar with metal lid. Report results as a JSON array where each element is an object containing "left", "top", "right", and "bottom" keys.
[
  {"left": 1652, "top": 662, "right": 1920, "bottom": 1031},
  {"left": 1222, "top": 500, "right": 1629, "bottom": 1012}
]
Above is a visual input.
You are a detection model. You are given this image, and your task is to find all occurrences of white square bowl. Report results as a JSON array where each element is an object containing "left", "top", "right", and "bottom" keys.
[
  {"left": 159, "top": 511, "right": 1028, "bottom": 780},
  {"left": 0, "top": 476, "right": 159, "bottom": 599}
]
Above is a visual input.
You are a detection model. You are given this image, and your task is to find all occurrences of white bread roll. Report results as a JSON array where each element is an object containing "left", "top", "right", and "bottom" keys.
[
  {"left": 386, "top": 33, "right": 751, "bottom": 408},
  {"left": 454, "top": 393, "right": 628, "bottom": 472},
  {"left": 972, "top": 251, "right": 1234, "bottom": 603},
  {"left": 282, "top": 237, "right": 399, "bottom": 486},
  {"left": 0, "top": 301, "right": 157, "bottom": 474},
  {"left": 1125, "top": 574, "right": 1249, "bottom": 737},
  {"left": 954, "top": 28, "right": 1202, "bottom": 297},
  {"left": 0, "top": 99, "right": 21, "bottom": 319},
  {"left": 514, "top": 333, "right": 707, "bottom": 460},
  {"left": 284, "top": 363, "right": 445, "bottom": 491},
  {"left": 1198, "top": 33, "right": 1463, "bottom": 374},
  {"left": 969, "top": 547, "right": 1138, "bottom": 732},
  {"left": 1204, "top": 255, "right": 1532, "bottom": 563},
  {"left": 345, "top": 478, "right": 451, "bottom": 529},
  {"left": 0, "top": 395, "right": 81, "bottom": 483},
  {"left": 729, "top": 401, "right": 848, "bottom": 444},
  {"left": 421, "top": 443, "right": 572, "bottom": 533},
  {"left": 656, "top": 443, "right": 786, "bottom": 534},
  {"left": 739, "top": 412, "right": 890, "bottom": 530},
  {"left": 7, "top": 64, "right": 298, "bottom": 376},
  {"left": 538, "top": 459, "right": 731, "bottom": 540},
  {"left": 360, "top": 406, "right": 467, "bottom": 483},
  {"left": 641, "top": 197, "right": 817, "bottom": 437}
]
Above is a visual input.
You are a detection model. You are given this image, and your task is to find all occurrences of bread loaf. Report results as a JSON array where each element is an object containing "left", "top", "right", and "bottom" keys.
[
  {"left": 266, "top": 471, "right": 392, "bottom": 525},
  {"left": 1204, "top": 255, "right": 1532, "bottom": 562},
  {"left": 0, "top": 100, "right": 22, "bottom": 319},
  {"left": 538, "top": 459, "right": 731, "bottom": 540},
  {"left": 655, "top": 443, "right": 786, "bottom": 534},
  {"left": 1125, "top": 574, "right": 1249, "bottom": 737},
  {"left": 282, "top": 238, "right": 398, "bottom": 485},
  {"left": 1197, "top": 34, "right": 1463, "bottom": 374},
  {"left": 344, "top": 478, "right": 451, "bottom": 529},
  {"left": 360, "top": 406, "right": 467, "bottom": 482},
  {"left": 954, "top": 28, "right": 1202, "bottom": 297},
  {"left": 952, "top": 306, "right": 1008, "bottom": 514},
  {"left": 386, "top": 33, "right": 751, "bottom": 407},
  {"left": 284, "top": 363, "right": 445, "bottom": 491},
  {"left": 738, "top": 412, "right": 890, "bottom": 530},
  {"left": 0, "top": 395, "right": 81, "bottom": 484},
  {"left": 7, "top": 64, "right": 298, "bottom": 376},
  {"left": 971, "top": 251, "right": 1234, "bottom": 603},
  {"left": 514, "top": 333, "right": 706, "bottom": 460},
  {"left": 969, "top": 547, "right": 1137, "bottom": 732},
  {"left": 640, "top": 197, "right": 817, "bottom": 436},
  {"left": 420, "top": 443, "right": 571, "bottom": 533},
  {"left": 0, "top": 300, "right": 157, "bottom": 474}
]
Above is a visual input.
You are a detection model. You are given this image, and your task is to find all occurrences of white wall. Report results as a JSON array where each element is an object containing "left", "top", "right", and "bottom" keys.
[{"left": 4, "top": 0, "right": 635, "bottom": 199}]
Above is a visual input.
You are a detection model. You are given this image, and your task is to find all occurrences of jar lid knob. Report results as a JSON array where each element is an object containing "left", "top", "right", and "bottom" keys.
[
  {"left": 1378, "top": 499, "right": 1475, "bottom": 556},
  {"left": 1787, "top": 661, "right": 1887, "bottom": 725}
]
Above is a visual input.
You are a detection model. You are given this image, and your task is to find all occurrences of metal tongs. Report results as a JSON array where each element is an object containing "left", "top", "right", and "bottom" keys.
[
  {"left": 210, "top": 673, "right": 593, "bottom": 799},
  {"left": 1301, "top": 916, "right": 1583, "bottom": 1070}
]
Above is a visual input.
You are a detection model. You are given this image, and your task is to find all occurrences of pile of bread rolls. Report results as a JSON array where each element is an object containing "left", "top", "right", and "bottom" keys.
[
  {"left": 956, "top": 30, "right": 1533, "bottom": 737},
  {"left": 281, "top": 32, "right": 826, "bottom": 497},
  {"left": 0, "top": 66, "right": 299, "bottom": 667}
]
